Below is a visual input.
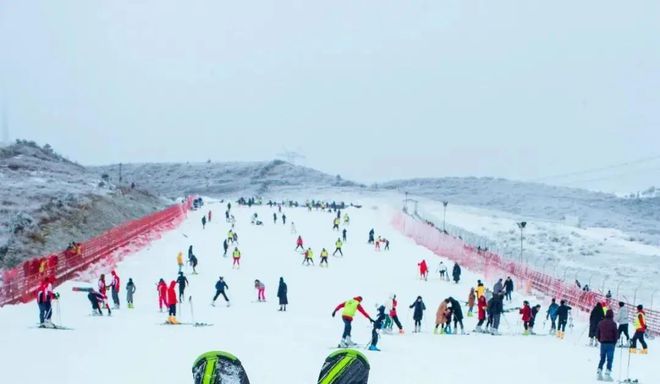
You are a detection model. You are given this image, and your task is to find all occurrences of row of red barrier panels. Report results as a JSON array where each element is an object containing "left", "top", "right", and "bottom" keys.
[
  {"left": 0, "top": 197, "right": 194, "bottom": 307},
  {"left": 392, "top": 211, "right": 659, "bottom": 335}
]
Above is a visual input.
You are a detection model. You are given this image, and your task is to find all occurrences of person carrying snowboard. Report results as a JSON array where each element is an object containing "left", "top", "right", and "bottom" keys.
[
  {"left": 211, "top": 277, "right": 230, "bottom": 307},
  {"left": 368, "top": 305, "right": 387, "bottom": 351},
  {"left": 410, "top": 296, "right": 426, "bottom": 333},
  {"left": 303, "top": 248, "right": 314, "bottom": 266},
  {"left": 452, "top": 262, "right": 461, "bottom": 284},
  {"left": 295, "top": 236, "right": 304, "bottom": 251},
  {"left": 630, "top": 304, "right": 648, "bottom": 354},
  {"left": 277, "top": 277, "right": 288, "bottom": 311},
  {"left": 166, "top": 280, "right": 179, "bottom": 324},
  {"left": 254, "top": 279, "right": 266, "bottom": 302},
  {"left": 333, "top": 239, "right": 343, "bottom": 257},
  {"left": 556, "top": 300, "right": 572, "bottom": 339},
  {"left": 389, "top": 294, "right": 404, "bottom": 334},
  {"left": 232, "top": 247, "right": 241, "bottom": 269},
  {"left": 332, "top": 296, "right": 374, "bottom": 348},
  {"left": 596, "top": 309, "right": 618, "bottom": 381},
  {"left": 320, "top": 248, "right": 329, "bottom": 267},
  {"left": 157, "top": 278, "right": 168, "bottom": 312},
  {"left": 126, "top": 278, "right": 136, "bottom": 309},
  {"left": 547, "top": 298, "right": 559, "bottom": 334},
  {"left": 177, "top": 272, "right": 189, "bottom": 302},
  {"left": 418, "top": 260, "right": 429, "bottom": 281}
]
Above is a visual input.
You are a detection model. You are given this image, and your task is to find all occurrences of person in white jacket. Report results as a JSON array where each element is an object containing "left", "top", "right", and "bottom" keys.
[{"left": 615, "top": 302, "right": 630, "bottom": 346}]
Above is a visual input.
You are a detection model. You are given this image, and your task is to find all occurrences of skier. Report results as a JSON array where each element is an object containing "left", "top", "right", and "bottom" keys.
[
  {"left": 475, "top": 294, "right": 488, "bottom": 333},
  {"left": 589, "top": 302, "right": 605, "bottom": 346},
  {"left": 434, "top": 300, "right": 449, "bottom": 335},
  {"left": 452, "top": 262, "right": 461, "bottom": 284},
  {"left": 232, "top": 231, "right": 238, "bottom": 244},
  {"left": 547, "top": 298, "right": 559, "bottom": 334},
  {"left": 211, "top": 277, "right": 230, "bottom": 307},
  {"left": 157, "top": 278, "right": 168, "bottom": 312},
  {"left": 448, "top": 297, "right": 465, "bottom": 334},
  {"left": 36, "top": 277, "right": 58, "bottom": 327},
  {"left": 437, "top": 261, "right": 448, "bottom": 281},
  {"left": 368, "top": 229, "right": 375, "bottom": 244},
  {"left": 418, "top": 260, "right": 429, "bottom": 281},
  {"left": 333, "top": 239, "right": 343, "bottom": 257},
  {"left": 332, "top": 217, "right": 340, "bottom": 231},
  {"left": 467, "top": 288, "right": 476, "bottom": 317},
  {"left": 384, "top": 238, "right": 390, "bottom": 251},
  {"left": 273, "top": 212, "right": 277, "bottom": 224},
  {"left": 520, "top": 301, "right": 532, "bottom": 335},
  {"left": 166, "top": 280, "right": 179, "bottom": 324},
  {"left": 227, "top": 230, "right": 234, "bottom": 245},
  {"left": 343, "top": 213, "right": 350, "bottom": 225},
  {"left": 596, "top": 309, "right": 617, "bottom": 381},
  {"left": 303, "top": 248, "right": 314, "bottom": 266},
  {"left": 208, "top": 210, "right": 212, "bottom": 222},
  {"left": 409, "top": 296, "right": 426, "bottom": 333},
  {"left": 332, "top": 296, "right": 374, "bottom": 348},
  {"left": 277, "top": 277, "right": 288, "bottom": 311},
  {"left": 529, "top": 304, "right": 541, "bottom": 335},
  {"left": 126, "top": 278, "right": 136, "bottom": 309},
  {"left": 615, "top": 302, "right": 630, "bottom": 347},
  {"left": 374, "top": 236, "right": 381, "bottom": 251},
  {"left": 320, "top": 248, "right": 329, "bottom": 267},
  {"left": 189, "top": 253, "right": 198, "bottom": 274},
  {"left": 291, "top": 222, "right": 297, "bottom": 234},
  {"left": 342, "top": 228, "right": 347, "bottom": 242},
  {"left": 177, "top": 272, "right": 189, "bottom": 302},
  {"left": 254, "top": 280, "right": 266, "bottom": 302},
  {"left": 223, "top": 239, "right": 229, "bottom": 257},
  {"left": 201, "top": 215, "right": 207, "bottom": 229},
  {"left": 488, "top": 293, "right": 504, "bottom": 335},
  {"left": 295, "top": 236, "right": 304, "bottom": 251},
  {"left": 389, "top": 294, "right": 404, "bottom": 334},
  {"left": 504, "top": 276, "right": 514, "bottom": 301},
  {"left": 629, "top": 304, "right": 648, "bottom": 354},
  {"left": 88, "top": 289, "right": 108, "bottom": 316},
  {"left": 110, "top": 270, "right": 121, "bottom": 309},
  {"left": 368, "top": 305, "right": 387, "bottom": 351},
  {"left": 556, "top": 300, "right": 572, "bottom": 339},
  {"left": 232, "top": 247, "right": 241, "bottom": 269},
  {"left": 282, "top": 214, "right": 286, "bottom": 225},
  {"left": 177, "top": 251, "right": 184, "bottom": 273}
]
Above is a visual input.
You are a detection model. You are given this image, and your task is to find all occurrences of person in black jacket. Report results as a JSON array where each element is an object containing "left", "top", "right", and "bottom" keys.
[
  {"left": 452, "top": 263, "right": 461, "bottom": 284},
  {"left": 596, "top": 309, "right": 618, "bottom": 380},
  {"left": 211, "top": 277, "right": 230, "bottom": 307},
  {"left": 448, "top": 296, "right": 465, "bottom": 334},
  {"left": 504, "top": 277, "right": 514, "bottom": 301},
  {"left": 488, "top": 294, "right": 503, "bottom": 335},
  {"left": 556, "top": 300, "right": 572, "bottom": 339},
  {"left": 409, "top": 296, "right": 426, "bottom": 333},
  {"left": 368, "top": 306, "right": 387, "bottom": 351},
  {"left": 277, "top": 277, "right": 288, "bottom": 311},
  {"left": 589, "top": 303, "right": 605, "bottom": 346},
  {"left": 177, "top": 272, "right": 189, "bottom": 302}
]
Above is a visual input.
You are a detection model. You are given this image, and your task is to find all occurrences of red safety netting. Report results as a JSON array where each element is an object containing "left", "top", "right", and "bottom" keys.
[
  {"left": 0, "top": 196, "right": 195, "bottom": 307},
  {"left": 392, "top": 211, "right": 659, "bottom": 335}
]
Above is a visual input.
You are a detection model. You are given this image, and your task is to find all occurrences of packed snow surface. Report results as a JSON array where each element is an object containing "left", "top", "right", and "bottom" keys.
[{"left": 0, "top": 199, "right": 657, "bottom": 383}]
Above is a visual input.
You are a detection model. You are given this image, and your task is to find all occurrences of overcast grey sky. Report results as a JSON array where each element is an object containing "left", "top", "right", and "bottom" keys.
[{"left": 1, "top": 1, "right": 659, "bottom": 193}]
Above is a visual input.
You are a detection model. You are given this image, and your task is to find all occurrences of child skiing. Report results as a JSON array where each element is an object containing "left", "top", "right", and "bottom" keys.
[
  {"left": 254, "top": 279, "right": 266, "bottom": 302},
  {"left": 368, "top": 306, "right": 387, "bottom": 351},
  {"left": 232, "top": 248, "right": 241, "bottom": 269},
  {"left": 36, "top": 277, "right": 58, "bottom": 327},
  {"left": 126, "top": 278, "right": 136, "bottom": 309},
  {"left": 332, "top": 296, "right": 374, "bottom": 348},
  {"left": 475, "top": 294, "right": 488, "bottom": 332},
  {"left": 157, "top": 278, "right": 168, "bottom": 312},
  {"left": 88, "top": 289, "right": 109, "bottom": 316},
  {"left": 410, "top": 296, "right": 426, "bottom": 333},
  {"left": 530, "top": 304, "right": 541, "bottom": 335},
  {"left": 211, "top": 277, "right": 230, "bottom": 307},
  {"left": 320, "top": 248, "right": 329, "bottom": 267}
]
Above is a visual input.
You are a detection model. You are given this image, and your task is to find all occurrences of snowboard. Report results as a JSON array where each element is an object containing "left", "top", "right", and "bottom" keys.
[
  {"left": 192, "top": 351, "right": 250, "bottom": 384},
  {"left": 318, "top": 349, "right": 370, "bottom": 384}
]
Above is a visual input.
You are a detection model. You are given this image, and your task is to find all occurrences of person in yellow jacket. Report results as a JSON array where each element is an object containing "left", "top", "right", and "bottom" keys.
[
  {"left": 332, "top": 217, "right": 340, "bottom": 231},
  {"left": 343, "top": 213, "right": 350, "bottom": 225},
  {"left": 630, "top": 305, "right": 648, "bottom": 354},
  {"left": 232, "top": 248, "right": 241, "bottom": 269},
  {"left": 475, "top": 280, "right": 486, "bottom": 298},
  {"left": 302, "top": 248, "right": 314, "bottom": 266},
  {"left": 320, "top": 248, "right": 329, "bottom": 267},
  {"left": 332, "top": 296, "right": 373, "bottom": 347},
  {"left": 333, "top": 239, "right": 344, "bottom": 257},
  {"left": 177, "top": 251, "right": 184, "bottom": 273}
]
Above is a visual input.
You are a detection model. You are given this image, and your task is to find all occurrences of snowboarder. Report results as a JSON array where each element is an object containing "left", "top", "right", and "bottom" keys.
[
  {"left": 589, "top": 302, "right": 605, "bottom": 346},
  {"left": 333, "top": 239, "right": 343, "bottom": 257},
  {"left": 596, "top": 309, "right": 617, "bottom": 381},
  {"left": 232, "top": 247, "right": 241, "bottom": 269},
  {"left": 556, "top": 300, "right": 572, "bottom": 339},
  {"left": 615, "top": 302, "right": 630, "bottom": 347},
  {"left": 475, "top": 294, "right": 488, "bottom": 333},
  {"left": 434, "top": 300, "right": 449, "bottom": 335},
  {"left": 368, "top": 305, "right": 387, "bottom": 351},
  {"left": 166, "top": 280, "right": 179, "bottom": 324},
  {"left": 211, "top": 277, "right": 230, "bottom": 307},
  {"left": 452, "top": 262, "right": 461, "bottom": 284},
  {"left": 520, "top": 301, "right": 532, "bottom": 335},
  {"left": 303, "top": 248, "right": 314, "bottom": 266},
  {"left": 504, "top": 276, "right": 514, "bottom": 301},
  {"left": 546, "top": 298, "right": 559, "bottom": 334},
  {"left": 177, "top": 272, "right": 189, "bottom": 302},
  {"left": 36, "top": 277, "right": 57, "bottom": 327},
  {"left": 320, "top": 248, "right": 329, "bottom": 267},
  {"left": 389, "top": 294, "right": 404, "bottom": 334},
  {"left": 177, "top": 251, "right": 184, "bottom": 273},
  {"left": 448, "top": 297, "right": 465, "bottom": 334},
  {"left": 629, "top": 304, "right": 648, "bottom": 354},
  {"left": 157, "top": 278, "right": 167, "bottom": 312},
  {"left": 254, "top": 280, "right": 266, "bottom": 302},
  {"left": 418, "top": 260, "right": 429, "bottom": 281},
  {"left": 223, "top": 239, "right": 229, "bottom": 257},
  {"left": 126, "top": 278, "right": 136, "bottom": 309},
  {"left": 368, "top": 229, "right": 375, "bottom": 244},
  {"left": 332, "top": 296, "right": 374, "bottom": 348},
  {"left": 467, "top": 288, "right": 476, "bottom": 317},
  {"left": 295, "top": 236, "right": 304, "bottom": 251},
  {"left": 410, "top": 296, "right": 426, "bottom": 333},
  {"left": 110, "top": 270, "right": 121, "bottom": 309},
  {"left": 277, "top": 277, "right": 288, "bottom": 311}
]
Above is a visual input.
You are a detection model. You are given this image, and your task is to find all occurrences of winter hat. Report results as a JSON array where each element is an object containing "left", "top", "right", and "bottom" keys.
[
  {"left": 355, "top": 296, "right": 363, "bottom": 302},
  {"left": 637, "top": 304, "right": 644, "bottom": 311}
]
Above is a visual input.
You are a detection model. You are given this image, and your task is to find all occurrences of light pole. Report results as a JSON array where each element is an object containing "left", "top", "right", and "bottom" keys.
[
  {"left": 442, "top": 201, "right": 448, "bottom": 232},
  {"left": 517, "top": 221, "right": 527, "bottom": 265}
]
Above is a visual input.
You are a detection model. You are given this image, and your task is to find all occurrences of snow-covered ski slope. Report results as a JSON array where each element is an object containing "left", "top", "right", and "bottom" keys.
[{"left": 0, "top": 199, "right": 657, "bottom": 383}]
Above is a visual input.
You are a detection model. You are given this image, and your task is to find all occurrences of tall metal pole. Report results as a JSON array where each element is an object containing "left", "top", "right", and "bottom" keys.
[
  {"left": 442, "top": 201, "right": 448, "bottom": 232},
  {"left": 517, "top": 222, "right": 526, "bottom": 265}
]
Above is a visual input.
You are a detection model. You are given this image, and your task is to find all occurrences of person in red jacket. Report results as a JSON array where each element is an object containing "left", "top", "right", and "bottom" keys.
[
  {"left": 520, "top": 301, "right": 532, "bottom": 335},
  {"left": 157, "top": 278, "right": 168, "bottom": 312},
  {"left": 36, "top": 277, "right": 58, "bottom": 327},
  {"left": 332, "top": 296, "right": 374, "bottom": 347},
  {"left": 110, "top": 270, "right": 121, "bottom": 309},
  {"left": 389, "top": 294, "right": 404, "bottom": 334},
  {"left": 166, "top": 280, "right": 179, "bottom": 324},
  {"left": 418, "top": 260, "right": 429, "bottom": 281},
  {"left": 475, "top": 295, "right": 488, "bottom": 332},
  {"left": 295, "top": 236, "right": 304, "bottom": 251},
  {"left": 97, "top": 274, "right": 112, "bottom": 314}
]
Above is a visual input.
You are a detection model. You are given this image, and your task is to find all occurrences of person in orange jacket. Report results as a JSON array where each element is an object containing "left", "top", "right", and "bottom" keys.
[
  {"left": 630, "top": 304, "right": 648, "bottom": 354},
  {"left": 166, "top": 280, "right": 179, "bottom": 324}
]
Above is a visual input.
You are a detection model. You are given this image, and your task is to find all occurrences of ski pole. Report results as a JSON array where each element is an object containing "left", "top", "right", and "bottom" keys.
[
  {"left": 189, "top": 296, "right": 195, "bottom": 324},
  {"left": 56, "top": 298, "right": 62, "bottom": 326}
]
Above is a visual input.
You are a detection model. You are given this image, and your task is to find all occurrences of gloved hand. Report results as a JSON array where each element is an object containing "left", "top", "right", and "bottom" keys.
[
  {"left": 54, "top": 292, "right": 60, "bottom": 299},
  {"left": 370, "top": 318, "right": 375, "bottom": 324},
  {"left": 332, "top": 311, "right": 336, "bottom": 317}
]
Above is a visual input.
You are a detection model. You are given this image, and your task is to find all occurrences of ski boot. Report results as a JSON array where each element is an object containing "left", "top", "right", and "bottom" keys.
[
  {"left": 597, "top": 369, "right": 602, "bottom": 381},
  {"left": 368, "top": 345, "right": 381, "bottom": 351},
  {"left": 399, "top": 329, "right": 405, "bottom": 335},
  {"left": 523, "top": 330, "right": 530, "bottom": 336},
  {"left": 629, "top": 348, "right": 638, "bottom": 354},
  {"left": 603, "top": 370, "right": 613, "bottom": 382},
  {"left": 640, "top": 348, "right": 648, "bottom": 355}
]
